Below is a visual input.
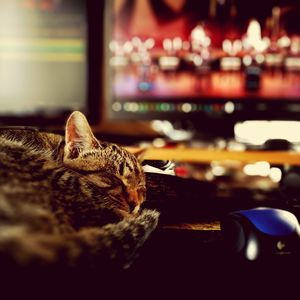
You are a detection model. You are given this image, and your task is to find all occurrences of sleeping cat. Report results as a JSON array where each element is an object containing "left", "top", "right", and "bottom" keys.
[{"left": 0, "top": 111, "right": 159, "bottom": 270}]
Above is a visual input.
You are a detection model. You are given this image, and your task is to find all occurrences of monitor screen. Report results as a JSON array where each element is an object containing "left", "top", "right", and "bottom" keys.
[
  {"left": 0, "top": 0, "right": 89, "bottom": 125},
  {"left": 105, "top": 0, "right": 300, "bottom": 123}
]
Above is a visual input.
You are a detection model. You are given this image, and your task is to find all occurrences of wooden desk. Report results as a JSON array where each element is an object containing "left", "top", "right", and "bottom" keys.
[
  {"left": 127, "top": 147, "right": 300, "bottom": 165},
  {"left": 161, "top": 221, "right": 220, "bottom": 231}
]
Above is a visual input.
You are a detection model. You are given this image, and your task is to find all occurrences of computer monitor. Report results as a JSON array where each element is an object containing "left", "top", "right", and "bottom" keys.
[
  {"left": 0, "top": 0, "right": 100, "bottom": 127},
  {"left": 105, "top": 0, "right": 300, "bottom": 135}
]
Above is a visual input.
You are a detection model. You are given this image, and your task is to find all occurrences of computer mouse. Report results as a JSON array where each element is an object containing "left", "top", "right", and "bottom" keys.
[{"left": 221, "top": 207, "right": 300, "bottom": 260}]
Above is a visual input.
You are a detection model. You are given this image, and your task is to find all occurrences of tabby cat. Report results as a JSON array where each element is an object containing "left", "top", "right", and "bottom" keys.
[{"left": 0, "top": 111, "right": 159, "bottom": 270}]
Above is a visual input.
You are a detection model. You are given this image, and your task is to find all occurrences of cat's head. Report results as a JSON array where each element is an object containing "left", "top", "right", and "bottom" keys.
[{"left": 63, "top": 111, "right": 146, "bottom": 215}]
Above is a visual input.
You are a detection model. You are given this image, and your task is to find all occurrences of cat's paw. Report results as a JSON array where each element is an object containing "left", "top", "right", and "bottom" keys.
[{"left": 135, "top": 209, "right": 160, "bottom": 228}]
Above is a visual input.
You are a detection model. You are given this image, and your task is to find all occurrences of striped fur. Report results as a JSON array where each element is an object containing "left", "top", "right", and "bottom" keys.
[{"left": 0, "top": 112, "right": 159, "bottom": 268}]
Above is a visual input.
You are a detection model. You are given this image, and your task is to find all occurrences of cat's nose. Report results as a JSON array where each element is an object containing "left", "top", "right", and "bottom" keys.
[
  {"left": 128, "top": 188, "right": 139, "bottom": 204},
  {"left": 128, "top": 202, "right": 140, "bottom": 215},
  {"left": 127, "top": 188, "right": 140, "bottom": 213},
  {"left": 128, "top": 201, "right": 138, "bottom": 214}
]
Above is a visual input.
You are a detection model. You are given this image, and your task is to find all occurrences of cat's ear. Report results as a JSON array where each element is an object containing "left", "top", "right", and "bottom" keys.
[{"left": 64, "top": 111, "right": 98, "bottom": 159}]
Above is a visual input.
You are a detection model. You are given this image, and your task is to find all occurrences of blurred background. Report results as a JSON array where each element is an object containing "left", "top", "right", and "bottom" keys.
[{"left": 1, "top": 0, "right": 300, "bottom": 140}]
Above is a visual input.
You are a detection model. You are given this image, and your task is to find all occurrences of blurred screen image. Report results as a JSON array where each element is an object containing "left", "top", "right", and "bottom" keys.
[
  {"left": 0, "top": 0, "right": 86, "bottom": 116},
  {"left": 109, "top": 0, "right": 300, "bottom": 110}
]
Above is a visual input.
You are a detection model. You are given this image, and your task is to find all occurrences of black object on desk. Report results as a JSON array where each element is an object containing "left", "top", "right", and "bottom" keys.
[
  {"left": 280, "top": 166, "right": 300, "bottom": 218},
  {"left": 143, "top": 172, "right": 217, "bottom": 222}
]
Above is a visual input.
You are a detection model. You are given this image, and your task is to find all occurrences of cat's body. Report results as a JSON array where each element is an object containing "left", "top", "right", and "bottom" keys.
[{"left": 0, "top": 112, "right": 158, "bottom": 269}]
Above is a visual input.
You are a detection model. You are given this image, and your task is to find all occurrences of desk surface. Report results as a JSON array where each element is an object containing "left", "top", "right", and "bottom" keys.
[
  {"left": 127, "top": 146, "right": 300, "bottom": 165},
  {"left": 161, "top": 221, "right": 220, "bottom": 231}
]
